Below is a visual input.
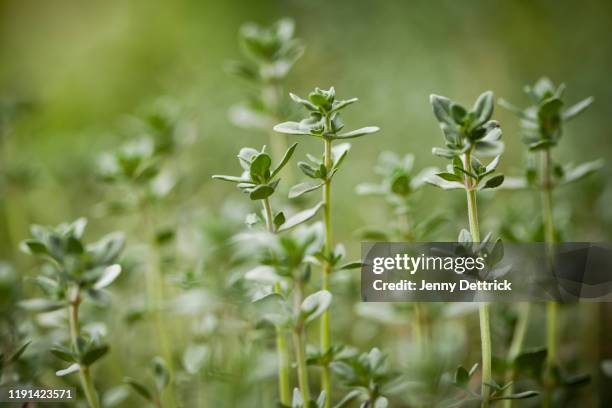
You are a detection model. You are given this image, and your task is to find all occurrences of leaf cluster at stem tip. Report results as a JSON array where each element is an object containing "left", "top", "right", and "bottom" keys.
[
  {"left": 212, "top": 143, "right": 297, "bottom": 201},
  {"left": 499, "top": 78, "right": 603, "bottom": 190},
  {"left": 226, "top": 18, "right": 304, "bottom": 84},
  {"left": 427, "top": 91, "right": 505, "bottom": 191},
  {"left": 498, "top": 77, "right": 594, "bottom": 151},
  {"left": 273, "top": 87, "right": 379, "bottom": 140}
]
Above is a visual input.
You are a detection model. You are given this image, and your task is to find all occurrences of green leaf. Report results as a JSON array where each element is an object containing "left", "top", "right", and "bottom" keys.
[
  {"left": 482, "top": 155, "right": 501, "bottom": 177},
  {"left": 290, "top": 93, "right": 318, "bottom": 111},
  {"left": 249, "top": 184, "right": 275, "bottom": 200},
  {"left": 8, "top": 340, "right": 31, "bottom": 363},
  {"left": 432, "top": 147, "right": 457, "bottom": 159},
  {"left": 538, "top": 97, "right": 563, "bottom": 120},
  {"left": 333, "top": 390, "right": 361, "bottom": 408},
  {"left": 492, "top": 391, "right": 539, "bottom": 401},
  {"left": 481, "top": 174, "right": 504, "bottom": 190},
  {"left": 458, "top": 229, "right": 472, "bottom": 244},
  {"left": 316, "top": 390, "right": 327, "bottom": 408},
  {"left": 124, "top": 377, "right": 154, "bottom": 402},
  {"left": 454, "top": 365, "right": 470, "bottom": 388},
  {"left": 301, "top": 290, "right": 332, "bottom": 324},
  {"left": 562, "top": 372, "right": 590, "bottom": 387},
  {"left": 56, "top": 363, "right": 80, "bottom": 377},
  {"left": 436, "top": 172, "right": 463, "bottom": 182},
  {"left": 211, "top": 174, "right": 248, "bottom": 183},
  {"left": 274, "top": 212, "right": 286, "bottom": 230},
  {"left": 426, "top": 175, "right": 464, "bottom": 190},
  {"left": 274, "top": 121, "right": 314, "bottom": 136},
  {"left": 245, "top": 266, "right": 279, "bottom": 285},
  {"left": 374, "top": 397, "right": 389, "bottom": 408},
  {"left": 278, "top": 202, "right": 324, "bottom": 232},
  {"left": 50, "top": 345, "right": 77, "bottom": 363},
  {"left": 331, "top": 98, "right": 358, "bottom": 112},
  {"left": 289, "top": 182, "right": 324, "bottom": 199},
  {"left": 93, "top": 264, "right": 122, "bottom": 290},
  {"left": 66, "top": 236, "right": 84, "bottom": 254},
  {"left": 19, "top": 298, "right": 66, "bottom": 313},
  {"left": 250, "top": 153, "right": 272, "bottom": 180},
  {"left": 475, "top": 140, "right": 504, "bottom": 156},
  {"left": 337, "top": 261, "right": 363, "bottom": 271},
  {"left": 21, "top": 239, "right": 48, "bottom": 255},
  {"left": 527, "top": 139, "right": 556, "bottom": 151},
  {"left": 561, "top": 159, "right": 603, "bottom": 185},
  {"left": 152, "top": 356, "right": 170, "bottom": 391},
  {"left": 331, "top": 143, "right": 351, "bottom": 171},
  {"left": 298, "top": 162, "right": 319, "bottom": 179},
  {"left": 472, "top": 91, "right": 494, "bottom": 126},
  {"left": 225, "top": 60, "right": 259, "bottom": 82},
  {"left": 430, "top": 94, "right": 455, "bottom": 126},
  {"left": 81, "top": 344, "right": 109, "bottom": 366},
  {"left": 335, "top": 126, "right": 379, "bottom": 139},
  {"left": 292, "top": 388, "right": 304, "bottom": 408},
  {"left": 562, "top": 96, "right": 593, "bottom": 121},
  {"left": 498, "top": 98, "right": 534, "bottom": 121},
  {"left": 271, "top": 143, "right": 298, "bottom": 179},
  {"left": 514, "top": 348, "right": 547, "bottom": 377},
  {"left": 451, "top": 104, "right": 467, "bottom": 124},
  {"left": 253, "top": 292, "right": 291, "bottom": 327},
  {"left": 489, "top": 239, "right": 504, "bottom": 265}
]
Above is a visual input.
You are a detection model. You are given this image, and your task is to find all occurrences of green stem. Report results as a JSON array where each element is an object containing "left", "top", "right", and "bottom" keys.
[
  {"left": 262, "top": 198, "right": 275, "bottom": 233},
  {"left": 264, "top": 200, "right": 290, "bottom": 405},
  {"left": 463, "top": 150, "right": 490, "bottom": 408},
  {"left": 320, "top": 137, "right": 333, "bottom": 407},
  {"left": 68, "top": 289, "right": 100, "bottom": 408},
  {"left": 276, "top": 319, "right": 291, "bottom": 406},
  {"left": 263, "top": 83, "right": 292, "bottom": 183},
  {"left": 142, "top": 202, "right": 177, "bottom": 408},
  {"left": 540, "top": 149, "right": 557, "bottom": 406},
  {"left": 293, "top": 283, "right": 311, "bottom": 407},
  {"left": 502, "top": 302, "right": 531, "bottom": 408},
  {"left": 479, "top": 303, "right": 492, "bottom": 408},
  {"left": 293, "top": 331, "right": 310, "bottom": 407}
]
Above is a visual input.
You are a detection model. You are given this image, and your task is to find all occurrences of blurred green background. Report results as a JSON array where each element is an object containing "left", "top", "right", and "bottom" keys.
[
  {"left": 1, "top": 0, "right": 612, "bottom": 407},
  {"left": 1, "top": 0, "right": 611, "bottom": 245}
]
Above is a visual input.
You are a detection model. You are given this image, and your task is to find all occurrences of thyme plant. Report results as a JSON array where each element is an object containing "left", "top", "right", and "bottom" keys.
[
  {"left": 97, "top": 104, "right": 190, "bottom": 407},
  {"left": 213, "top": 143, "right": 330, "bottom": 406},
  {"left": 428, "top": 91, "right": 506, "bottom": 407},
  {"left": 227, "top": 18, "right": 304, "bottom": 166},
  {"left": 500, "top": 77, "right": 602, "bottom": 404},
  {"left": 20, "top": 218, "right": 124, "bottom": 408},
  {"left": 275, "top": 87, "right": 379, "bottom": 406},
  {"left": 355, "top": 151, "right": 442, "bottom": 242},
  {"left": 124, "top": 356, "right": 171, "bottom": 408}
]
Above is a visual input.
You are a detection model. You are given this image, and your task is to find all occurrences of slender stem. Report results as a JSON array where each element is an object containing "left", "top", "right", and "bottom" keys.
[
  {"left": 294, "top": 330, "right": 310, "bottom": 406},
  {"left": 463, "top": 150, "right": 490, "bottom": 408},
  {"left": 263, "top": 200, "right": 290, "bottom": 405},
  {"left": 320, "top": 137, "right": 333, "bottom": 407},
  {"left": 276, "top": 317, "right": 291, "bottom": 406},
  {"left": 540, "top": 148, "right": 557, "bottom": 406},
  {"left": 262, "top": 198, "right": 275, "bottom": 233},
  {"left": 141, "top": 201, "right": 177, "bottom": 408},
  {"left": 293, "top": 282, "right": 310, "bottom": 407},
  {"left": 479, "top": 303, "right": 492, "bottom": 408},
  {"left": 68, "top": 289, "right": 100, "bottom": 408},
  {"left": 502, "top": 302, "right": 531, "bottom": 408},
  {"left": 263, "top": 83, "right": 292, "bottom": 183}
]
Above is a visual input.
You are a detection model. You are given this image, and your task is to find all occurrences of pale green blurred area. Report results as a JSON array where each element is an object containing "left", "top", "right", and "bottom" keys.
[
  {"left": 1, "top": 0, "right": 612, "bottom": 406},
  {"left": 1, "top": 0, "right": 611, "bottom": 247}
]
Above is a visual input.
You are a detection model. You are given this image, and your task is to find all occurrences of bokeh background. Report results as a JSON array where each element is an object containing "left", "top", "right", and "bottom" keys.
[{"left": 1, "top": 0, "right": 612, "bottom": 406}]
